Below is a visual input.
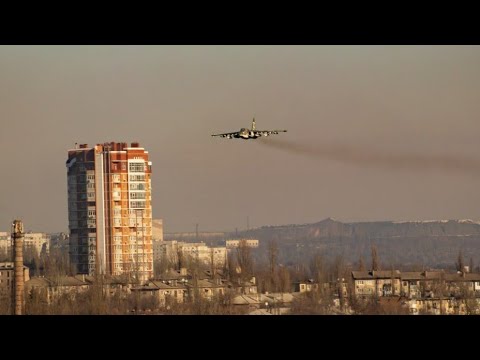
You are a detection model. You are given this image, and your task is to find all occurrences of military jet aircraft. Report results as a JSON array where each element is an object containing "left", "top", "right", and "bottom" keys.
[{"left": 212, "top": 118, "right": 287, "bottom": 140}]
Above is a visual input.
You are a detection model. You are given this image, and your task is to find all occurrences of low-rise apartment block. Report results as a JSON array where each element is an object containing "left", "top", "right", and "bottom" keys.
[
  {"left": 0, "top": 262, "right": 30, "bottom": 294},
  {"left": 352, "top": 270, "right": 480, "bottom": 300},
  {"left": 153, "top": 240, "right": 227, "bottom": 268},
  {"left": 225, "top": 239, "right": 259, "bottom": 249}
]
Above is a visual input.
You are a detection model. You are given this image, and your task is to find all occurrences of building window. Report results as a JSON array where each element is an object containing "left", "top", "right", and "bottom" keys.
[
  {"left": 130, "top": 183, "right": 145, "bottom": 190},
  {"left": 130, "top": 192, "right": 146, "bottom": 200},
  {"left": 129, "top": 174, "right": 145, "bottom": 182},
  {"left": 129, "top": 162, "right": 145, "bottom": 172},
  {"left": 130, "top": 201, "right": 146, "bottom": 209}
]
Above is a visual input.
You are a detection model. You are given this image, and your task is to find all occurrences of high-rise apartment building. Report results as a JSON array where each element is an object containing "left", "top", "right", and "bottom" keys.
[{"left": 66, "top": 142, "right": 153, "bottom": 281}]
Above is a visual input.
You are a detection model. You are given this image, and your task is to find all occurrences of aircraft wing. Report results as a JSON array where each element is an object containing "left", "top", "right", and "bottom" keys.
[
  {"left": 254, "top": 129, "right": 287, "bottom": 137},
  {"left": 211, "top": 131, "right": 239, "bottom": 138}
]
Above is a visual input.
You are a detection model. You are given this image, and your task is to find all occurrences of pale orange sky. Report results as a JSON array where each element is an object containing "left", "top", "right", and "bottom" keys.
[{"left": 1, "top": 45, "right": 479, "bottom": 233}]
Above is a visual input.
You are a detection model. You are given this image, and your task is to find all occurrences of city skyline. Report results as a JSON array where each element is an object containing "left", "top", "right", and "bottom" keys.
[{"left": 1, "top": 46, "right": 480, "bottom": 233}]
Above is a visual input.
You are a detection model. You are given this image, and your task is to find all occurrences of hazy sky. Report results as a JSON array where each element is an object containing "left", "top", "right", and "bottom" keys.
[{"left": 1, "top": 45, "right": 480, "bottom": 233}]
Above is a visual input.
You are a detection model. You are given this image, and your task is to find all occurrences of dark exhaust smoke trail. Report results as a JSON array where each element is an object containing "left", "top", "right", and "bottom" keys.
[{"left": 259, "top": 138, "right": 480, "bottom": 175}]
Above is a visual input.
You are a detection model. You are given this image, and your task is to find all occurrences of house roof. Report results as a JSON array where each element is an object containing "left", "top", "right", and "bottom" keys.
[
  {"left": 131, "top": 284, "right": 159, "bottom": 291},
  {"left": 154, "top": 269, "right": 190, "bottom": 281},
  {"left": 73, "top": 275, "right": 96, "bottom": 284},
  {"left": 400, "top": 271, "right": 445, "bottom": 280},
  {"left": 444, "top": 273, "right": 480, "bottom": 282},
  {"left": 48, "top": 276, "right": 87, "bottom": 286},
  {"left": 150, "top": 281, "right": 187, "bottom": 290},
  {"left": 400, "top": 272, "right": 425, "bottom": 280},
  {"left": 26, "top": 276, "right": 87, "bottom": 287},
  {"left": 352, "top": 270, "right": 401, "bottom": 279},
  {"left": 293, "top": 279, "right": 316, "bottom": 285},
  {"left": 132, "top": 280, "right": 187, "bottom": 292},
  {"left": 185, "top": 279, "right": 224, "bottom": 288},
  {"left": 25, "top": 277, "right": 51, "bottom": 287}
]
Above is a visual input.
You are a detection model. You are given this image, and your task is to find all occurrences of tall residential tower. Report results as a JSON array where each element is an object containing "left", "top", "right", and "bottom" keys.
[{"left": 66, "top": 142, "right": 153, "bottom": 281}]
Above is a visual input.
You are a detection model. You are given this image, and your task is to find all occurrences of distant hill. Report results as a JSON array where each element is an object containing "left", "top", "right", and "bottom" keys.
[
  {"left": 236, "top": 218, "right": 480, "bottom": 240},
  {"left": 232, "top": 218, "right": 480, "bottom": 269}
]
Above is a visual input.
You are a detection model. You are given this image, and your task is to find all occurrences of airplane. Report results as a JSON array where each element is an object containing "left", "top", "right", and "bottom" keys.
[{"left": 211, "top": 118, "right": 287, "bottom": 140}]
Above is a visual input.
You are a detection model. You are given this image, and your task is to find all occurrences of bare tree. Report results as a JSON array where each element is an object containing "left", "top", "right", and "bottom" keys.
[
  {"left": 209, "top": 248, "right": 215, "bottom": 279},
  {"left": 371, "top": 245, "right": 380, "bottom": 271},
  {"left": 310, "top": 252, "right": 326, "bottom": 285},
  {"left": 226, "top": 251, "right": 237, "bottom": 281},
  {"left": 176, "top": 246, "right": 184, "bottom": 270},
  {"left": 154, "top": 252, "right": 170, "bottom": 277},
  {"left": 358, "top": 256, "right": 366, "bottom": 271},
  {"left": 390, "top": 264, "right": 396, "bottom": 296},
  {"left": 267, "top": 240, "right": 278, "bottom": 277},
  {"left": 277, "top": 266, "right": 291, "bottom": 293},
  {"left": 267, "top": 240, "right": 279, "bottom": 291},
  {"left": 456, "top": 250, "right": 464, "bottom": 272},
  {"left": 236, "top": 240, "right": 253, "bottom": 281}
]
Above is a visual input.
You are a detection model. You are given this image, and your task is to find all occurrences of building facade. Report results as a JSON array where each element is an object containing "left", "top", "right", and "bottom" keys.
[
  {"left": 225, "top": 239, "right": 259, "bottom": 249},
  {"left": 352, "top": 270, "right": 480, "bottom": 300},
  {"left": 66, "top": 142, "right": 153, "bottom": 281},
  {"left": 152, "top": 219, "right": 164, "bottom": 241},
  {"left": 0, "top": 232, "right": 11, "bottom": 258},
  {"left": 0, "top": 232, "right": 49, "bottom": 258},
  {"left": 153, "top": 240, "right": 227, "bottom": 268},
  {"left": 24, "top": 232, "right": 50, "bottom": 256},
  {"left": 352, "top": 270, "right": 404, "bottom": 297},
  {"left": 0, "top": 262, "right": 30, "bottom": 295}
]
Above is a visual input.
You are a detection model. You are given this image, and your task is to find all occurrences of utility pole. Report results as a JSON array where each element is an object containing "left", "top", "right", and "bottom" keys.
[
  {"left": 195, "top": 223, "right": 199, "bottom": 242},
  {"left": 11, "top": 220, "right": 25, "bottom": 315},
  {"left": 247, "top": 216, "right": 249, "bottom": 231}
]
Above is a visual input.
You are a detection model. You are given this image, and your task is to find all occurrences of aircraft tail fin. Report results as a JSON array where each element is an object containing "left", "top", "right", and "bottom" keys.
[{"left": 252, "top": 117, "right": 256, "bottom": 131}]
